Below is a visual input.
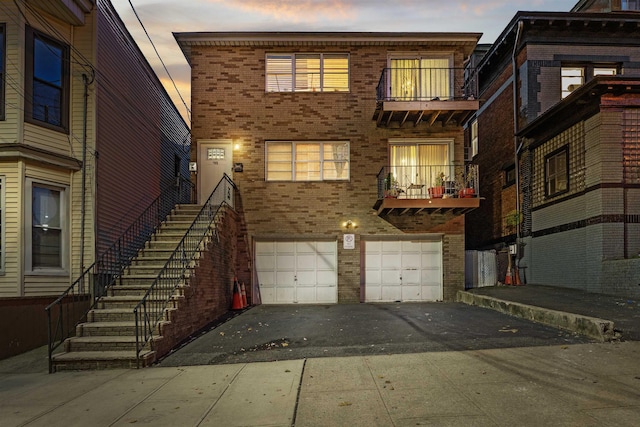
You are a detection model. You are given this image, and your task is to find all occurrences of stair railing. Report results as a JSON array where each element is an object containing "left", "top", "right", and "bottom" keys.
[
  {"left": 45, "top": 176, "right": 194, "bottom": 373},
  {"left": 133, "top": 174, "right": 236, "bottom": 367}
]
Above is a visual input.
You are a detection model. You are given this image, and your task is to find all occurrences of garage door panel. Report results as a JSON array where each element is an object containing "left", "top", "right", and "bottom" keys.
[
  {"left": 365, "top": 239, "right": 442, "bottom": 302},
  {"left": 256, "top": 240, "right": 337, "bottom": 304},
  {"left": 381, "top": 285, "right": 401, "bottom": 301}
]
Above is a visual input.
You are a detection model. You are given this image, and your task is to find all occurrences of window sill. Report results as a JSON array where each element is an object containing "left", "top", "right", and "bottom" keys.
[{"left": 25, "top": 268, "right": 69, "bottom": 277}]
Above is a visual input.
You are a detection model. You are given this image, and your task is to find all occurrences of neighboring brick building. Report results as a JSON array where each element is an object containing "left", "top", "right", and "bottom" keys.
[
  {"left": 175, "top": 32, "right": 482, "bottom": 303},
  {"left": 464, "top": 1, "right": 640, "bottom": 297}
]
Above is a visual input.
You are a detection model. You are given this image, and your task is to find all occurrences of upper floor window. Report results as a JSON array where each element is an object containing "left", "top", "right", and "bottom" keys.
[
  {"left": 470, "top": 119, "right": 478, "bottom": 158},
  {"left": 389, "top": 56, "right": 452, "bottom": 101},
  {"left": 545, "top": 147, "right": 568, "bottom": 197},
  {"left": 562, "top": 64, "right": 618, "bottom": 98},
  {"left": 266, "top": 53, "right": 349, "bottom": 93},
  {"left": 0, "top": 24, "right": 5, "bottom": 120},
  {"left": 25, "top": 27, "right": 69, "bottom": 131},
  {"left": 266, "top": 141, "right": 350, "bottom": 181},
  {"left": 622, "top": 0, "right": 640, "bottom": 10}
]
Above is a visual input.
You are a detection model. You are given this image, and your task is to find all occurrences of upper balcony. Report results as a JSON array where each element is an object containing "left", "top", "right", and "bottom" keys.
[
  {"left": 373, "top": 164, "right": 481, "bottom": 216},
  {"left": 373, "top": 67, "right": 479, "bottom": 127}
]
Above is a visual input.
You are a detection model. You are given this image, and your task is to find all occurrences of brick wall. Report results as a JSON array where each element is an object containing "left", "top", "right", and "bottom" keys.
[{"left": 190, "top": 43, "right": 470, "bottom": 302}]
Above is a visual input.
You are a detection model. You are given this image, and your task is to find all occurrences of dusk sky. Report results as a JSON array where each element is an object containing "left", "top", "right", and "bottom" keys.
[{"left": 111, "top": 0, "right": 579, "bottom": 124}]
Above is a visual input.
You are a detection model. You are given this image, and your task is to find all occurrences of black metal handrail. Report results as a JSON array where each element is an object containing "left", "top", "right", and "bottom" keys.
[
  {"left": 376, "top": 67, "right": 478, "bottom": 102},
  {"left": 45, "top": 176, "right": 194, "bottom": 373},
  {"left": 133, "top": 174, "right": 237, "bottom": 366},
  {"left": 377, "top": 164, "right": 479, "bottom": 199}
]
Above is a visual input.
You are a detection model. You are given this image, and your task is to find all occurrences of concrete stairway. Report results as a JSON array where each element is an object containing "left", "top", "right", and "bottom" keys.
[{"left": 51, "top": 204, "right": 205, "bottom": 371}]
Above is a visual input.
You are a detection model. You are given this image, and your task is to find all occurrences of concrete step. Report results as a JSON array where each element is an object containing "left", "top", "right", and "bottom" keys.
[
  {"left": 51, "top": 350, "right": 156, "bottom": 370},
  {"left": 146, "top": 240, "right": 181, "bottom": 250},
  {"left": 88, "top": 308, "right": 135, "bottom": 323},
  {"left": 109, "top": 283, "right": 184, "bottom": 297},
  {"left": 64, "top": 335, "right": 161, "bottom": 352},
  {"left": 77, "top": 321, "right": 137, "bottom": 336},
  {"left": 97, "top": 295, "right": 170, "bottom": 310},
  {"left": 125, "top": 264, "right": 165, "bottom": 276}
]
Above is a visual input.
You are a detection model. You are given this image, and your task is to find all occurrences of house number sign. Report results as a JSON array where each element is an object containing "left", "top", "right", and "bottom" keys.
[{"left": 343, "top": 234, "right": 355, "bottom": 249}]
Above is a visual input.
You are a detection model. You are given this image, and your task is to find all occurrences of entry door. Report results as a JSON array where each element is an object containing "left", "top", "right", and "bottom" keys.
[
  {"left": 256, "top": 241, "right": 338, "bottom": 304},
  {"left": 365, "top": 240, "right": 443, "bottom": 302},
  {"left": 198, "top": 140, "right": 233, "bottom": 205}
]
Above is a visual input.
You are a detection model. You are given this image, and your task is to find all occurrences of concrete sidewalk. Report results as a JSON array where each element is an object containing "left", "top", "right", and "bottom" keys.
[{"left": 1, "top": 342, "right": 639, "bottom": 426}]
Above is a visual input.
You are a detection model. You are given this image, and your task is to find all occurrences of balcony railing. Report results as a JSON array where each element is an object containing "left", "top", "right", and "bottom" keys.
[
  {"left": 376, "top": 67, "right": 478, "bottom": 102},
  {"left": 377, "top": 164, "right": 479, "bottom": 200}
]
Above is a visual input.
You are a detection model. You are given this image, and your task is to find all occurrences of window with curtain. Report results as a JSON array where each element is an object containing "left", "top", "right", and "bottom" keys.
[
  {"left": 266, "top": 53, "right": 349, "bottom": 92},
  {"left": 266, "top": 141, "right": 350, "bottom": 181},
  {"left": 389, "top": 57, "right": 451, "bottom": 101},
  {"left": 545, "top": 147, "right": 568, "bottom": 197},
  {"left": 390, "top": 142, "right": 451, "bottom": 190}
]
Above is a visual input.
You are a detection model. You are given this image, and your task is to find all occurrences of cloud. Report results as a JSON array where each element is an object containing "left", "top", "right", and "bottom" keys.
[{"left": 202, "top": 0, "right": 355, "bottom": 22}]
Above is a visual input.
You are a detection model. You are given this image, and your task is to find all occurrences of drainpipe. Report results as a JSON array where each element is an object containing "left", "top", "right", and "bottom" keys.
[
  {"left": 80, "top": 73, "right": 93, "bottom": 286},
  {"left": 512, "top": 21, "right": 524, "bottom": 265}
]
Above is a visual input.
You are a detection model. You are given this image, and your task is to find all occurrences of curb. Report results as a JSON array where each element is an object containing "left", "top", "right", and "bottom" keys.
[{"left": 456, "top": 290, "right": 616, "bottom": 342}]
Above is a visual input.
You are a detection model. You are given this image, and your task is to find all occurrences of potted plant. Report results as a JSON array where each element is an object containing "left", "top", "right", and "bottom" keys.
[
  {"left": 428, "top": 172, "right": 445, "bottom": 198},
  {"left": 458, "top": 171, "right": 476, "bottom": 198},
  {"left": 384, "top": 172, "right": 399, "bottom": 198}
]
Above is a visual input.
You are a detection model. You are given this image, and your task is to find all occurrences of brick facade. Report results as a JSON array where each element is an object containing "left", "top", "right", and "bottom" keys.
[{"left": 178, "top": 34, "right": 479, "bottom": 302}]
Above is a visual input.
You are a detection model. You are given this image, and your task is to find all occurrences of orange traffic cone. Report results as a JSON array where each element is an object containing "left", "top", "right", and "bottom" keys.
[
  {"left": 504, "top": 253, "right": 513, "bottom": 285},
  {"left": 514, "top": 268, "right": 522, "bottom": 285},
  {"left": 231, "top": 278, "right": 243, "bottom": 310},
  {"left": 241, "top": 282, "right": 248, "bottom": 307}
]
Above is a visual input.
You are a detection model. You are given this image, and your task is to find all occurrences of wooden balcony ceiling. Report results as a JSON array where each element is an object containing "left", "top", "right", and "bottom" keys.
[
  {"left": 373, "top": 99, "right": 479, "bottom": 127},
  {"left": 373, "top": 197, "right": 481, "bottom": 216}
]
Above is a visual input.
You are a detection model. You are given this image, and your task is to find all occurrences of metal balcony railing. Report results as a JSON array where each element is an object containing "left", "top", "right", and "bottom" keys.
[
  {"left": 45, "top": 176, "right": 194, "bottom": 373},
  {"left": 133, "top": 174, "right": 237, "bottom": 366},
  {"left": 377, "top": 164, "right": 479, "bottom": 199},
  {"left": 376, "top": 67, "right": 478, "bottom": 102}
]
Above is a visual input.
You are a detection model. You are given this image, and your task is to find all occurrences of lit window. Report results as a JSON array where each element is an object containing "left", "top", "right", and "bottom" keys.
[
  {"left": 561, "top": 67, "right": 584, "bottom": 98},
  {"left": 25, "top": 27, "right": 69, "bottom": 131},
  {"left": 389, "top": 57, "right": 451, "bottom": 101},
  {"left": 26, "top": 180, "right": 67, "bottom": 272},
  {"left": 266, "top": 141, "right": 350, "bottom": 181},
  {"left": 266, "top": 53, "right": 349, "bottom": 92},
  {"left": 470, "top": 120, "right": 478, "bottom": 158},
  {"left": 545, "top": 147, "right": 568, "bottom": 197}
]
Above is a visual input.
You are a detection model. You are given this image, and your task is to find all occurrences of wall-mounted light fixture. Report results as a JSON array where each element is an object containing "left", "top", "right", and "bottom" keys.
[
  {"left": 343, "top": 220, "right": 357, "bottom": 230},
  {"left": 234, "top": 143, "right": 241, "bottom": 151}
]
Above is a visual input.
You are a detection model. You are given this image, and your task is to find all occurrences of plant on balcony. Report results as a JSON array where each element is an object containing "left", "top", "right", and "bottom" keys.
[
  {"left": 456, "top": 169, "right": 476, "bottom": 198},
  {"left": 384, "top": 172, "right": 400, "bottom": 198},
  {"left": 428, "top": 171, "right": 445, "bottom": 198}
]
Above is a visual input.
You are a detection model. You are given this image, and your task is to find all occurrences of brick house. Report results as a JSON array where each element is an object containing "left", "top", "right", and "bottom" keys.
[
  {"left": 0, "top": 0, "right": 190, "bottom": 359},
  {"left": 463, "top": 0, "right": 640, "bottom": 297},
  {"left": 174, "top": 32, "right": 481, "bottom": 304}
]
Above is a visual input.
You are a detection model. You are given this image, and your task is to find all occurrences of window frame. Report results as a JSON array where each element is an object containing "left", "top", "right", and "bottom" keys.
[
  {"left": 25, "top": 178, "right": 69, "bottom": 275},
  {"left": 266, "top": 53, "right": 350, "bottom": 93},
  {"left": 265, "top": 141, "right": 350, "bottom": 182},
  {"left": 0, "top": 176, "right": 4, "bottom": 275},
  {"left": 470, "top": 119, "right": 478, "bottom": 158},
  {"left": 0, "top": 24, "right": 5, "bottom": 121},
  {"left": 561, "top": 63, "right": 620, "bottom": 98},
  {"left": 503, "top": 164, "right": 516, "bottom": 187},
  {"left": 24, "top": 26, "right": 70, "bottom": 133},
  {"left": 544, "top": 146, "right": 569, "bottom": 198}
]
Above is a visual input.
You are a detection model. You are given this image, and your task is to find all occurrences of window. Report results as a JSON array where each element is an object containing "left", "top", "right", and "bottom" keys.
[
  {"left": 470, "top": 119, "right": 478, "bottom": 158},
  {"left": 622, "top": 0, "right": 640, "bottom": 10},
  {"left": 266, "top": 54, "right": 349, "bottom": 92},
  {"left": 26, "top": 179, "right": 68, "bottom": 273},
  {"left": 545, "top": 147, "right": 569, "bottom": 197},
  {"left": 0, "top": 176, "right": 4, "bottom": 274},
  {"left": 266, "top": 141, "right": 350, "bottom": 181},
  {"left": 389, "top": 141, "right": 453, "bottom": 193},
  {"left": 504, "top": 165, "right": 516, "bottom": 187},
  {"left": 0, "top": 24, "right": 5, "bottom": 120},
  {"left": 389, "top": 56, "right": 452, "bottom": 101},
  {"left": 25, "top": 27, "right": 69, "bottom": 131},
  {"left": 562, "top": 64, "right": 619, "bottom": 98}
]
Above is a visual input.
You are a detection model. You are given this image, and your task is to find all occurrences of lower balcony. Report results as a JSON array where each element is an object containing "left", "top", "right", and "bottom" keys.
[{"left": 374, "top": 164, "right": 481, "bottom": 216}]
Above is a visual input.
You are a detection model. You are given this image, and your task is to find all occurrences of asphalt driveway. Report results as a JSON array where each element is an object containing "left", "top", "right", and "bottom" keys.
[{"left": 157, "top": 303, "right": 591, "bottom": 366}]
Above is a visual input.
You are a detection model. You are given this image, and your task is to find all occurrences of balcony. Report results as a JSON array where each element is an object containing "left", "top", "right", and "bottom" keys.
[
  {"left": 373, "top": 67, "right": 479, "bottom": 127},
  {"left": 373, "top": 164, "right": 481, "bottom": 216}
]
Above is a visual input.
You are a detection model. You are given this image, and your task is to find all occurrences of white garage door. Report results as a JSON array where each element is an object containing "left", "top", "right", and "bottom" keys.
[
  {"left": 365, "top": 240, "right": 443, "bottom": 302},
  {"left": 256, "top": 241, "right": 338, "bottom": 304}
]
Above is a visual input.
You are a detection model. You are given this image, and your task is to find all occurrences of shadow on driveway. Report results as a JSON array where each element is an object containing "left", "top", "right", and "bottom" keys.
[{"left": 157, "top": 303, "right": 590, "bottom": 367}]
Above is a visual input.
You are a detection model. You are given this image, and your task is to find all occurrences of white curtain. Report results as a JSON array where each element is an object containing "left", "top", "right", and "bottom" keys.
[
  {"left": 390, "top": 58, "right": 451, "bottom": 100},
  {"left": 390, "top": 59, "right": 419, "bottom": 100},
  {"left": 391, "top": 144, "right": 449, "bottom": 190}
]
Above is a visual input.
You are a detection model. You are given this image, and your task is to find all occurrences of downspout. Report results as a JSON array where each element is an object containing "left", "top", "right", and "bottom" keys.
[
  {"left": 512, "top": 21, "right": 524, "bottom": 264},
  {"left": 80, "top": 72, "right": 94, "bottom": 285}
]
